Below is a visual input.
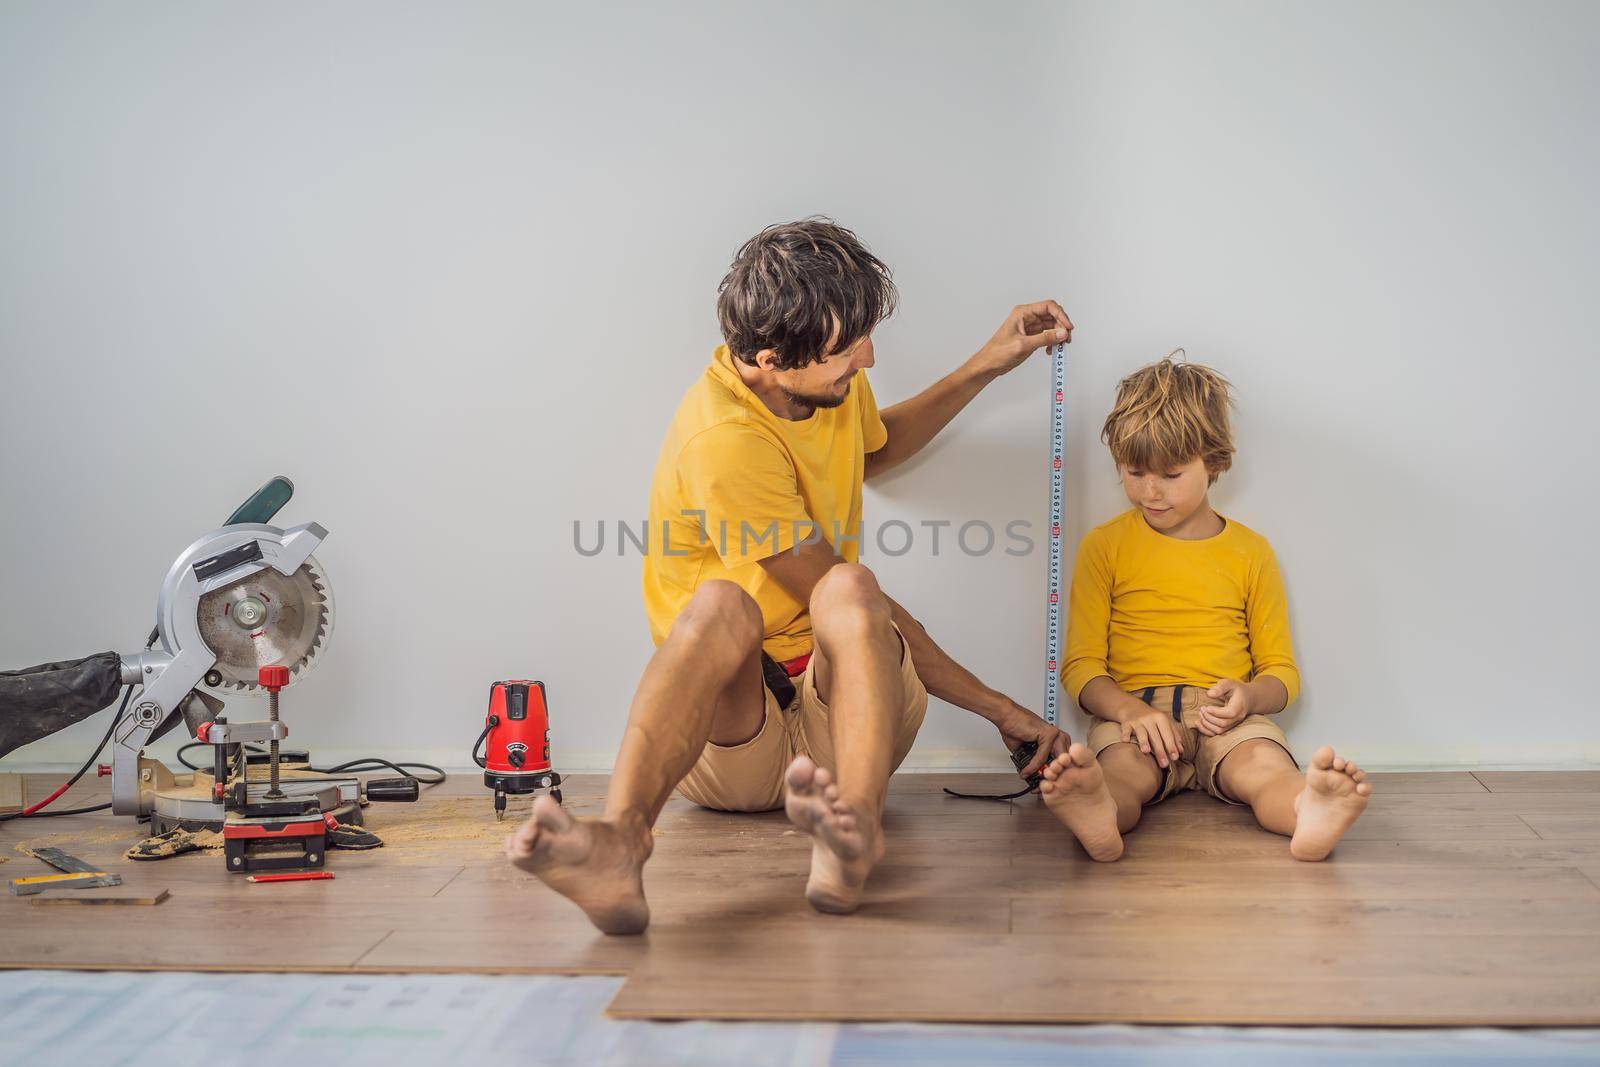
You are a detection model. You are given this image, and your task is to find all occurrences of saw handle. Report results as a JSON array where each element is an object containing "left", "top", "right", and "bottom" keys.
[
  {"left": 224, "top": 476, "right": 295, "bottom": 526},
  {"left": 364, "top": 777, "right": 419, "bottom": 803}
]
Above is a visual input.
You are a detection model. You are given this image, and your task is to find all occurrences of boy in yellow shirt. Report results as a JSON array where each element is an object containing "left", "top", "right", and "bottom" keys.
[{"left": 1041, "top": 353, "right": 1371, "bottom": 861}]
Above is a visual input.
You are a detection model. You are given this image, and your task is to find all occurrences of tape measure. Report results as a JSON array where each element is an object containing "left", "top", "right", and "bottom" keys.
[
  {"left": 1043, "top": 341, "right": 1067, "bottom": 727},
  {"left": 941, "top": 342, "right": 1068, "bottom": 804},
  {"left": 9, "top": 871, "right": 118, "bottom": 896}
]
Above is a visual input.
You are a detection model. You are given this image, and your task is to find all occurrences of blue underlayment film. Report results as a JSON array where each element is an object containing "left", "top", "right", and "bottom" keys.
[{"left": 1, "top": 971, "right": 1596, "bottom": 1067}]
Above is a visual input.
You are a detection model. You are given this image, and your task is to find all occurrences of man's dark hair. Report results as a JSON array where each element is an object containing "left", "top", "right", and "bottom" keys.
[{"left": 717, "top": 217, "right": 898, "bottom": 371}]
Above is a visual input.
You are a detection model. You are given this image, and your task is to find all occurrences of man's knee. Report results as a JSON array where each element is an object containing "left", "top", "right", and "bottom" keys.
[
  {"left": 674, "top": 580, "right": 763, "bottom": 652},
  {"left": 810, "top": 563, "right": 891, "bottom": 632}
]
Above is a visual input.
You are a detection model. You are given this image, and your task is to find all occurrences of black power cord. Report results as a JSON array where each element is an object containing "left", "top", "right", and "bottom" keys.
[
  {"left": 315, "top": 757, "right": 446, "bottom": 786},
  {"left": 16, "top": 801, "right": 115, "bottom": 818},
  {"left": 176, "top": 742, "right": 445, "bottom": 786},
  {"left": 471, "top": 720, "right": 492, "bottom": 768},
  {"left": 942, "top": 740, "right": 1046, "bottom": 802}
]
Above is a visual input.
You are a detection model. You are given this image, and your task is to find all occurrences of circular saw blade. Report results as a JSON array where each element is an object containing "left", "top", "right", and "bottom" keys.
[{"left": 196, "top": 556, "right": 334, "bottom": 692}]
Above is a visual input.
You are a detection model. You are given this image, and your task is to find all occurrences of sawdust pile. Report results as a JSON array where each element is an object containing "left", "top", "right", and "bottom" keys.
[
  {"left": 125, "top": 829, "right": 225, "bottom": 860},
  {"left": 364, "top": 796, "right": 544, "bottom": 860},
  {"left": 13, "top": 826, "right": 142, "bottom": 857},
  {"left": 360, "top": 794, "right": 603, "bottom": 860}
]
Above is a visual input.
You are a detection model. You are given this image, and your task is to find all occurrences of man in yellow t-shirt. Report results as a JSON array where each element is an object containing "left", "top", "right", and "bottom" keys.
[
  {"left": 1039, "top": 353, "right": 1372, "bottom": 864},
  {"left": 508, "top": 218, "right": 1074, "bottom": 933}
]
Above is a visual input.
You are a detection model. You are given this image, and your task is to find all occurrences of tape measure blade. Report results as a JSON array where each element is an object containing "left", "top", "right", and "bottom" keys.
[{"left": 1044, "top": 341, "right": 1067, "bottom": 727}]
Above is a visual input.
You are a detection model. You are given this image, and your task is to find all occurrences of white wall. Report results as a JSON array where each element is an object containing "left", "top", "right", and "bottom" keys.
[
  {"left": 3, "top": 1, "right": 1596, "bottom": 775},
  {"left": 1053, "top": 0, "right": 1600, "bottom": 767},
  {"left": 0, "top": 1, "right": 1063, "bottom": 771}
]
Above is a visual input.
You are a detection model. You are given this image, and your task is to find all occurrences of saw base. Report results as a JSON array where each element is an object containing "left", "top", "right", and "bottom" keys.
[{"left": 149, "top": 765, "right": 363, "bottom": 835}]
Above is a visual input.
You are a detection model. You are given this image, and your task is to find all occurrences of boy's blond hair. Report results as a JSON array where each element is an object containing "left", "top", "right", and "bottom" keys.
[{"left": 1101, "top": 350, "right": 1235, "bottom": 484}]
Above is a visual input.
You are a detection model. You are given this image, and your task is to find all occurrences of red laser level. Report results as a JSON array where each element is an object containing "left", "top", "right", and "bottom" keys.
[{"left": 473, "top": 679, "right": 562, "bottom": 820}]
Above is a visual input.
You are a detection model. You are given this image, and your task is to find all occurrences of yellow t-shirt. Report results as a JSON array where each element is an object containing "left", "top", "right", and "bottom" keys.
[
  {"left": 1061, "top": 508, "right": 1301, "bottom": 706},
  {"left": 641, "top": 345, "right": 888, "bottom": 660}
]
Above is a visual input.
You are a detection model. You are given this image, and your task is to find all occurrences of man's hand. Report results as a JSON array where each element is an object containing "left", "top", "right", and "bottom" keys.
[
  {"left": 994, "top": 702, "right": 1070, "bottom": 779},
  {"left": 1119, "top": 706, "right": 1184, "bottom": 769},
  {"left": 865, "top": 299, "right": 1074, "bottom": 479},
  {"left": 1197, "top": 678, "right": 1252, "bottom": 736},
  {"left": 970, "top": 300, "right": 1074, "bottom": 379}
]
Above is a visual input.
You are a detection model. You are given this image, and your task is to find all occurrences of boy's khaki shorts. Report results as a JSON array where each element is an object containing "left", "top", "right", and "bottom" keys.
[
  {"left": 677, "top": 625, "right": 929, "bottom": 812},
  {"left": 1085, "top": 683, "right": 1295, "bottom": 805}
]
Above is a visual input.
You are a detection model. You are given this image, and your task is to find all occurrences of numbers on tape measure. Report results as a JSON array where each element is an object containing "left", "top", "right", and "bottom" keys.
[{"left": 1043, "top": 342, "right": 1067, "bottom": 727}]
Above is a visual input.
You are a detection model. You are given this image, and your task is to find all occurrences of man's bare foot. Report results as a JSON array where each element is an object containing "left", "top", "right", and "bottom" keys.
[
  {"left": 783, "top": 755, "right": 882, "bottom": 915},
  {"left": 505, "top": 795, "right": 653, "bottom": 935},
  {"left": 1289, "top": 746, "right": 1372, "bottom": 862},
  {"left": 1039, "top": 744, "right": 1125, "bottom": 861}
]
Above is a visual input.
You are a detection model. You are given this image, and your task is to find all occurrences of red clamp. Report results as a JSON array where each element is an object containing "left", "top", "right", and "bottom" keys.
[
  {"left": 258, "top": 665, "right": 289, "bottom": 691},
  {"left": 196, "top": 722, "right": 213, "bottom": 743}
]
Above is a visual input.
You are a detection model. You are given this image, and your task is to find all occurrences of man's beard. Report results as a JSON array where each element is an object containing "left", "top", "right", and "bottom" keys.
[{"left": 781, "top": 376, "right": 853, "bottom": 416}]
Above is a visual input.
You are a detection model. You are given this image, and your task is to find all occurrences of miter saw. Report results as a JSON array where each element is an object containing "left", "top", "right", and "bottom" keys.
[{"left": 0, "top": 476, "right": 420, "bottom": 870}]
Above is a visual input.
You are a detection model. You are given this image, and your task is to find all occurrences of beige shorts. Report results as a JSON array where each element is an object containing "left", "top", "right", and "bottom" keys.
[
  {"left": 1086, "top": 683, "right": 1295, "bottom": 805},
  {"left": 677, "top": 625, "right": 929, "bottom": 812}
]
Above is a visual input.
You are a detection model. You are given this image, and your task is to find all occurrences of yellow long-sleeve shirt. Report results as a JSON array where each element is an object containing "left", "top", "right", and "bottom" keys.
[{"left": 1061, "top": 508, "right": 1301, "bottom": 706}]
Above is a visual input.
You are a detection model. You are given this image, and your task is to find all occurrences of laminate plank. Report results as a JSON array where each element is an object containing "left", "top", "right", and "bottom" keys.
[
  {"left": 1233, "top": 792, "right": 1600, "bottom": 816},
  {"left": 1009, "top": 806, "right": 1542, "bottom": 844},
  {"left": 990, "top": 861, "right": 1600, "bottom": 902},
  {"left": 1474, "top": 771, "right": 1600, "bottom": 793},
  {"left": 1009, "top": 893, "right": 1600, "bottom": 937},
  {"left": 612, "top": 971, "right": 1600, "bottom": 1025},
  {"left": 608, "top": 928, "right": 1600, "bottom": 1024},
  {"left": 883, "top": 791, "right": 1020, "bottom": 815},
  {"left": 1360, "top": 771, "right": 1487, "bottom": 794},
  {"left": 1008, "top": 837, "right": 1600, "bottom": 868},
  {"left": 1522, "top": 814, "right": 1600, "bottom": 841},
  {"left": 432, "top": 860, "right": 1011, "bottom": 933},
  {"left": 0, "top": 904, "right": 394, "bottom": 970},
  {"left": 352, "top": 926, "right": 638, "bottom": 974},
  {"left": 9, "top": 771, "right": 1600, "bottom": 1026}
]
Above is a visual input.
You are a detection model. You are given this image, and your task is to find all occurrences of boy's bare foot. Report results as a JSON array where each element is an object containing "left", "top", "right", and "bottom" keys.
[
  {"left": 505, "top": 795, "right": 653, "bottom": 935},
  {"left": 1289, "top": 746, "right": 1372, "bottom": 862},
  {"left": 783, "top": 755, "right": 883, "bottom": 915},
  {"left": 1039, "top": 743, "right": 1125, "bottom": 861}
]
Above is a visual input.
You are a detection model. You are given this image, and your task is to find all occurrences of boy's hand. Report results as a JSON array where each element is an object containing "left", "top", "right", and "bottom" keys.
[
  {"left": 995, "top": 702, "right": 1070, "bottom": 779},
  {"left": 1198, "top": 679, "right": 1252, "bottom": 736},
  {"left": 1119, "top": 706, "right": 1183, "bottom": 769},
  {"left": 970, "top": 300, "right": 1074, "bottom": 379}
]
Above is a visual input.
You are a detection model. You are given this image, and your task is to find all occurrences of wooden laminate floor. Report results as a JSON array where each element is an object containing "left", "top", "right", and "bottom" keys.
[{"left": 4, "top": 770, "right": 1599, "bottom": 1025}]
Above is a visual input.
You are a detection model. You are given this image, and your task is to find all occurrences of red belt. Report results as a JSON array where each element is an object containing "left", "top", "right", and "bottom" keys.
[{"left": 778, "top": 652, "right": 811, "bottom": 678}]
